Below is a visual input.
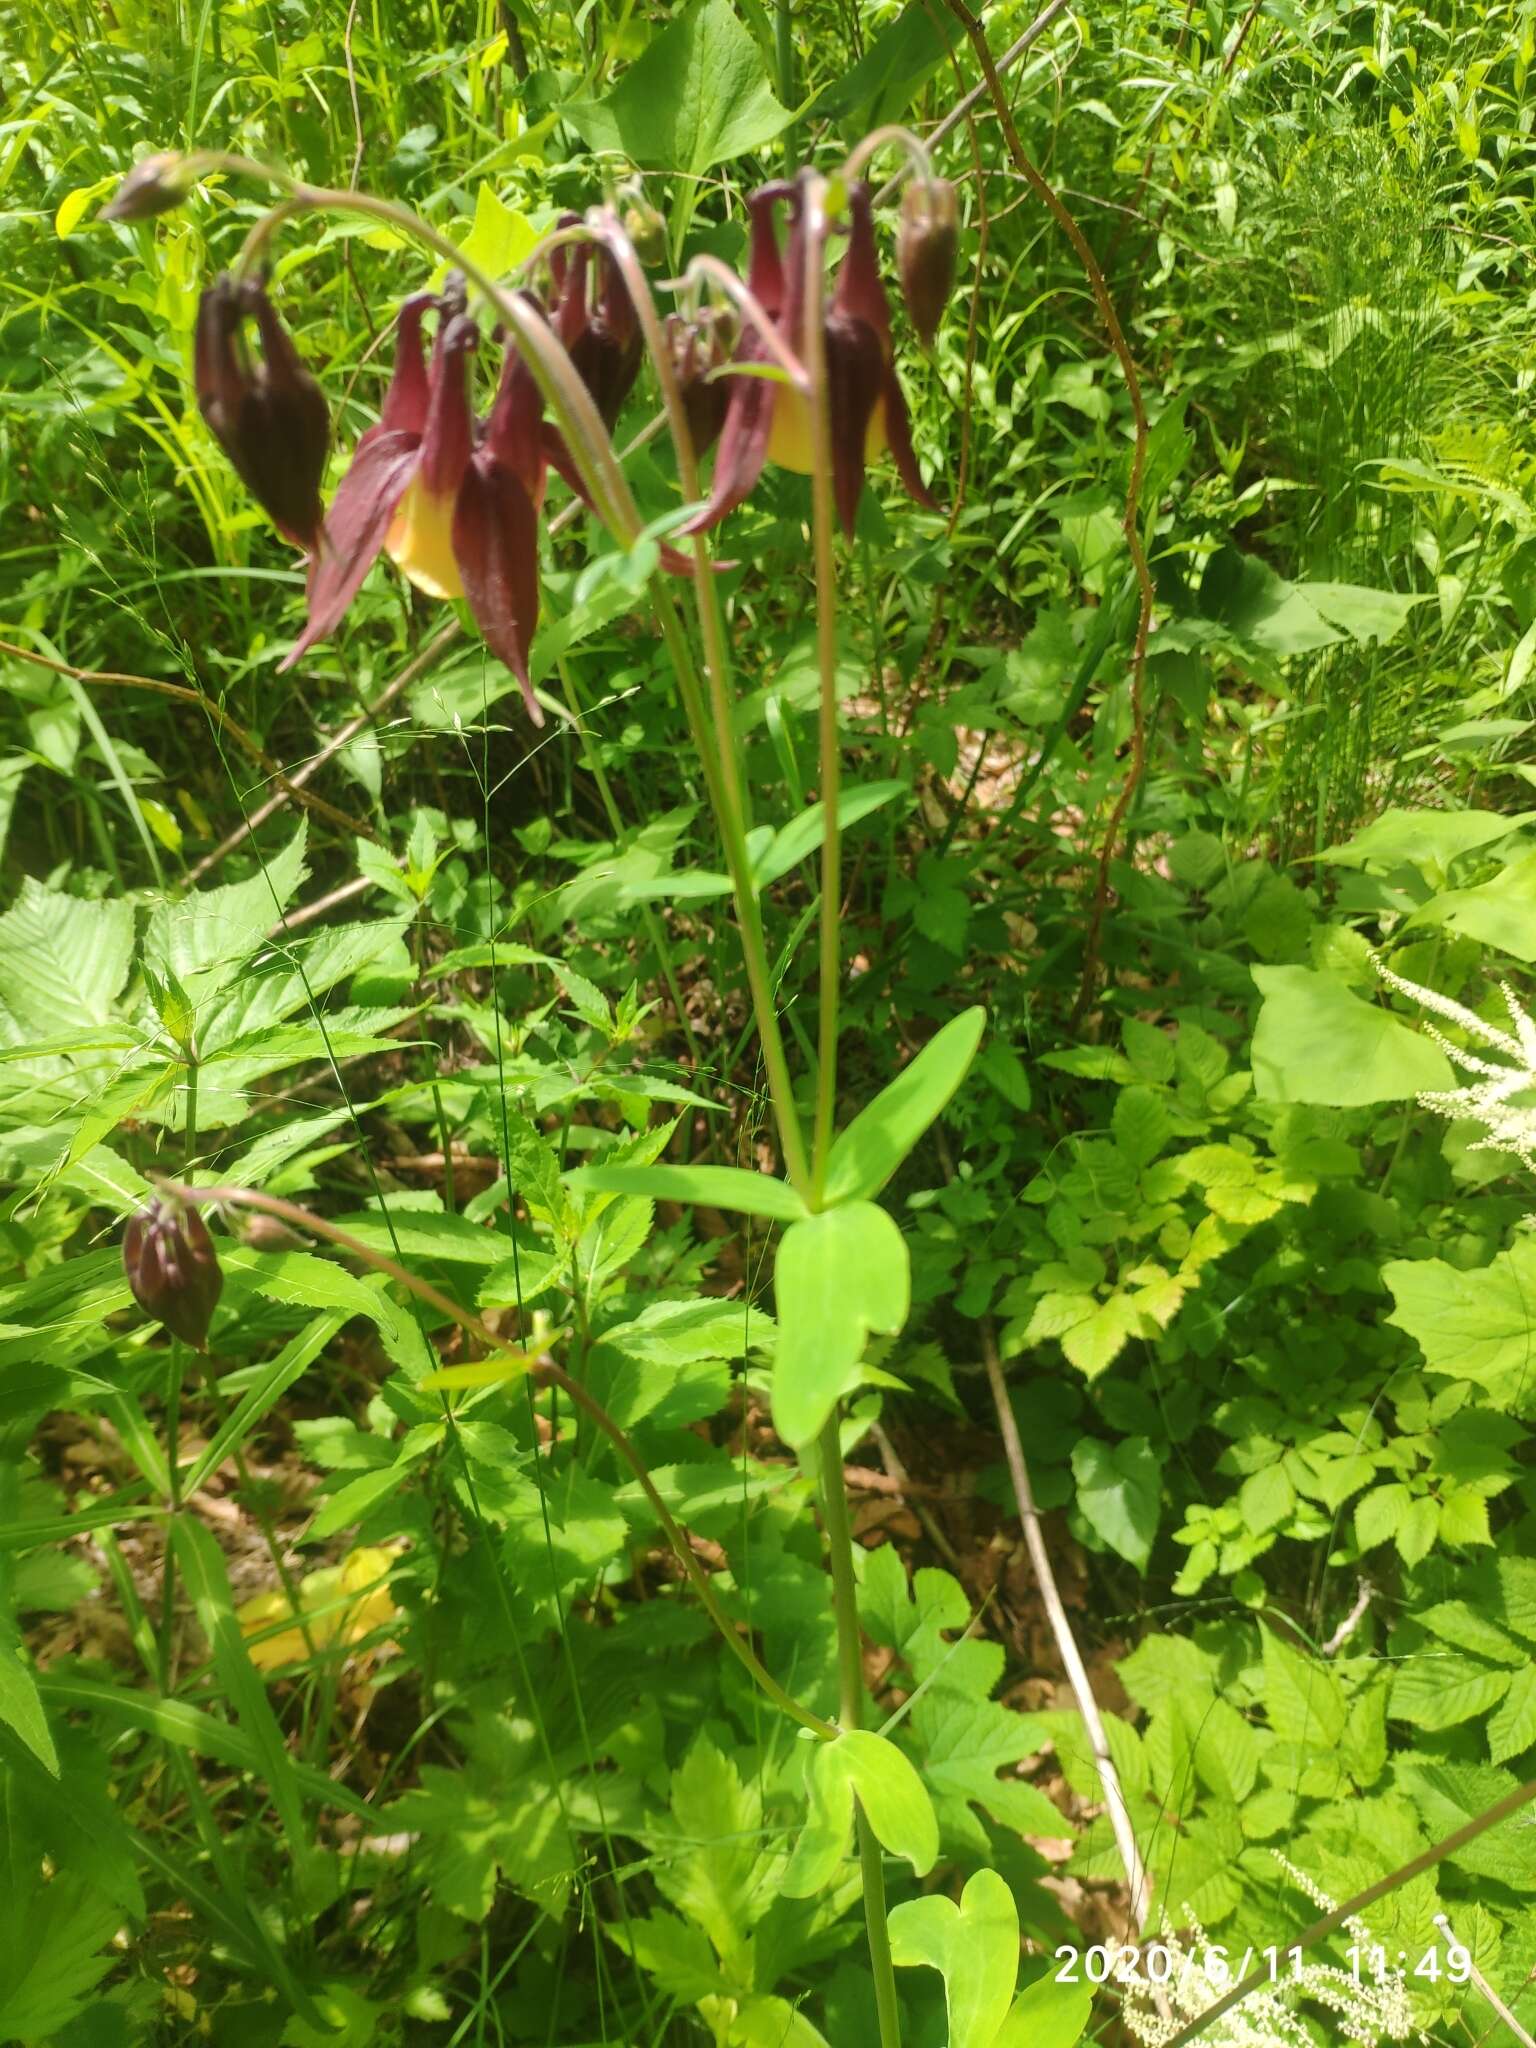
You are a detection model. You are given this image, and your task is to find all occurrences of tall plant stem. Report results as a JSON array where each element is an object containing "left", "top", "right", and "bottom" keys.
[
  {"left": 818, "top": 1414, "right": 903, "bottom": 2048},
  {"left": 800, "top": 177, "right": 844, "bottom": 1195},
  {"left": 594, "top": 215, "right": 812, "bottom": 1198},
  {"left": 167, "top": 1181, "right": 836, "bottom": 1742}
]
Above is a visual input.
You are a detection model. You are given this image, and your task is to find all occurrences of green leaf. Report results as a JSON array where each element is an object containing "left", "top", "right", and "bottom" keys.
[
  {"left": 1112, "top": 1085, "right": 1171, "bottom": 1169},
  {"left": 0, "top": 1638, "right": 57, "bottom": 1774},
  {"left": 782, "top": 1730, "right": 938, "bottom": 1898},
  {"left": 823, "top": 1007, "right": 987, "bottom": 1206},
  {"left": 912, "top": 1691, "right": 1064, "bottom": 1846},
  {"left": 1321, "top": 807, "right": 1536, "bottom": 878},
  {"left": 772, "top": 1202, "right": 910, "bottom": 1446},
  {"left": 1251, "top": 966, "right": 1454, "bottom": 1105},
  {"left": 1412, "top": 846, "right": 1536, "bottom": 960},
  {"left": 1385, "top": 1240, "right": 1536, "bottom": 1407},
  {"left": 888, "top": 1867, "right": 1018, "bottom": 2048},
  {"left": 171, "top": 1519, "right": 313, "bottom": 1872},
  {"left": 1071, "top": 1437, "right": 1160, "bottom": 1570},
  {"left": 809, "top": 0, "right": 965, "bottom": 129},
  {"left": 563, "top": 0, "right": 794, "bottom": 175},
  {"left": 838, "top": 1729, "right": 938, "bottom": 1876},
  {"left": 1261, "top": 1627, "right": 1347, "bottom": 1748},
  {"left": 992, "top": 1973, "right": 1093, "bottom": 2048},
  {"left": 0, "top": 879, "right": 133, "bottom": 1036},
  {"left": 567, "top": 1161, "right": 808, "bottom": 1221},
  {"left": 754, "top": 780, "right": 910, "bottom": 888},
  {"left": 654, "top": 1740, "right": 773, "bottom": 1957},
  {"left": 1388, "top": 1654, "right": 1511, "bottom": 1731},
  {"left": 1489, "top": 1667, "right": 1536, "bottom": 1764},
  {"left": 0, "top": 1872, "right": 118, "bottom": 2040}
]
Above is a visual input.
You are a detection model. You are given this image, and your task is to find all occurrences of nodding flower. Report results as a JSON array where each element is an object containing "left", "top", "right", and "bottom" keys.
[
  {"left": 547, "top": 231, "right": 643, "bottom": 433},
  {"left": 686, "top": 177, "right": 936, "bottom": 539},
  {"left": 194, "top": 274, "right": 330, "bottom": 552},
  {"left": 282, "top": 279, "right": 548, "bottom": 723},
  {"left": 123, "top": 1195, "right": 223, "bottom": 1353}
]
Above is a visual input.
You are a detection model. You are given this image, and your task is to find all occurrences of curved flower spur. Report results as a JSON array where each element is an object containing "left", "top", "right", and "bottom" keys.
[
  {"left": 279, "top": 277, "right": 549, "bottom": 722},
  {"left": 684, "top": 172, "right": 941, "bottom": 538}
]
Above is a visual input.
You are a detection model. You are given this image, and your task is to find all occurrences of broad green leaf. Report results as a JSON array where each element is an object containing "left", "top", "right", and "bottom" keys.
[
  {"left": 1071, "top": 1437, "right": 1160, "bottom": 1571},
  {"left": 568, "top": 1160, "right": 809, "bottom": 1221},
  {"left": 1412, "top": 847, "right": 1536, "bottom": 961},
  {"left": 563, "top": 0, "right": 793, "bottom": 176},
  {"left": 912, "top": 1691, "right": 1066, "bottom": 1847},
  {"left": 1261, "top": 1627, "right": 1347, "bottom": 1748},
  {"left": 0, "top": 879, "right": 133, "bottom": 1036},
  {"left": 992, "top": 1973, "right": 1093, "bottom": 2048},
  {"left": 838, "top": 1729, "right": 938, "bottom": 1877},
  {"left": 1388, "top": 1654, "right": 1511, "bottom": 1731},
  {"left": 783, "top": 1730, "right": 937, "bottom": 1898},
  {"left": 1385, "top": 1240, "right": 1536, "bottom": 1408},
  {"left": 144, "top": 820, "right": 308, "bottom": 997},
  {"left": 810, "top": 0, "right": 965, "bottom": 129},
  {"left": 888, "top": 1867, "right": 1019, "bottom": 2048},
  {"left": 1489, "top": 1666, "right": 1536, "bottom": 1764},
  {"left": 823, "top": 1007, "right": 986, "bottom": 1206},
  {"left": 1251, "top": 966, "right": 1453, "bottom": 1105},
  {"left": 773, "top": 1202, "right": 910, "bottom": 1446},
  {"left": 0, "top": 1638, "right": 57, "bottom": 1774},
  {"left": 1320, "top": 807, "right": 1536, "bottom": 877},
  {"left": 0, "top": 1872, "right": 117, "bottom": 2040}
]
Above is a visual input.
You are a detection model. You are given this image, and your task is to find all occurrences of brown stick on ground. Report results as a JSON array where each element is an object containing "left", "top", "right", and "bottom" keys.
[{"left": 938, "top": 0, "right": 1155, "bottom": 1024}]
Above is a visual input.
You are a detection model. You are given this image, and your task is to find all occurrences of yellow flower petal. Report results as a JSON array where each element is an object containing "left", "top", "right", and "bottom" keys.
[
  {"left": 385, "top": 476, "right": 463, "bottom": 600},
  {"left": 765, "top": 388, "right": 887, "bottom": 477}
]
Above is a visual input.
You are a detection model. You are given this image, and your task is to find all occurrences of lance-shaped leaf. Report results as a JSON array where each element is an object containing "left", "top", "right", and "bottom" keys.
[
  {"left": 566, "top": 1161, "right": 809, "bottom": 1221},
  {"left": 773, "top": 1201, "right": 910, "bottom": 1447},
  {"left": 822, "top": 1005, "right": 986, "bottom": 1206}
]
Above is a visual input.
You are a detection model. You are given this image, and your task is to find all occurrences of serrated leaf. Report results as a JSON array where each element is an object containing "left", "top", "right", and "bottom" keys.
[
  {"left": 1071, "top": 1436, "right": 1160, "bottom": 1569},
  {"left": 1262, "top": 1628, "right": 1347, "bottom": 1748},
  {"left": 1489, "top": 1667, "right": 1536, "bottom": 1764},
  {"left": 1251, "top": 965, "right": 1454, "bottom": 1105},
  {"left": 1385, "top": 1241, "right": 1536, "bottom": 1407},
  {"left": 1388, "top": 1654, "right": 1511, "bottom": 1731},
  {"left": 1113, "top": 1086, "right": 1171, "bottom": 1169},
  {"left": 0, "top": 1638, "right": 57, "bottom": 1774}
]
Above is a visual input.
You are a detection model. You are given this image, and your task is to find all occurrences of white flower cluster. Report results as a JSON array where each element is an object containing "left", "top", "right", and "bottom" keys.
[
  {"left": 1114, "top": 1863, "right": 1416, "bottom": 2048},
  {"left": 1374, "top": 959, "right": 1536, "bottom": 1171}
]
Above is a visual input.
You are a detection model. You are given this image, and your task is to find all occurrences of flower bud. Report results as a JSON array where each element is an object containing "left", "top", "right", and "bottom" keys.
[
  {"left": 617, "top": 179, "right": 668, "bottom": 268},
  {"left": 123, "top": 1197, "right": 223, "bottom": 1352},
  {"left": 666, "top": 309, "right": 735, "bottom": 458},
  {"left": 897, "top": 178, "right": 958, "bottom": 348},
  {"left": 195, "top": 274, "right": 330, "bottom": 552},
  {"left": 100, "top": 151, "right": 194, "bottom": 224}
]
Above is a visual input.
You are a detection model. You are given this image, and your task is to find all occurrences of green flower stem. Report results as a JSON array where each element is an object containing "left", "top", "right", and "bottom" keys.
[
  {"left": 819, "top": 1413, "right": 903, "bottom": 2048},
  {"left": 801, "top": 175, "right": 843, "bottom": 1198},
  {"left": 169, "top": 1181, "right": 837, "bottom": 1744},
  {"left": 594, "top": 213, "right": 813, "bottom": 1197}
]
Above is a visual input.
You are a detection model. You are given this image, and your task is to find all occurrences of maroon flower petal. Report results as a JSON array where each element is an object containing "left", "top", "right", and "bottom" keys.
[
  {"left": 832, "top": 184, "right": 894, "bottom": 351},
  {"left": 880, "top": 360, "right": 938, "bottom": 513},
  {"left": 678, "top": 333, "right": 777, "bottom": 535},
  {"left": 745, "top": 184, "right": 790, "bottom": 322},
  {"left": 418, "top": 315, "right": 478, "bottom": 498},
  {"left": 484, "top": 348, "right": 546, "bottom": 499},
  {"left": 453, "top": 455, "right": 543, "bottom": 722},
  {"left": 279, "top": 431, "right": 421, "bottom": 670},
  {"left": 370, "top": 293, "right": 435, "bottom": 443},
  {"left": 824, "top": 312, "right": 886, "bottom": 536}
]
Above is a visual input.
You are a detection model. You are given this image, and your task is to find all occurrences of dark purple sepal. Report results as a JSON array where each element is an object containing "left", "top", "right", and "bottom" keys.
[
  {"left": 417, "top": 316, "right": 478, "bottom": 499},
  {"left": 454, "top": 457, "right": 543, "bottom": 722},
  {"left": 880, "top": 361, "right": 937, "bottom": 513},
  {"left": 824, "top": 313, "right": 886, "bottom": 536},
  {"left": 833, "top": 185, "right": 895, "bottom": 352},
  {"left": 678, "top": 333, "right": 778, "bottom": 535},
  {"left": 281, "top": 431, "right": 421, "bottom": 670},
  {"left": 370, "top": 294, "right": 435, "bottom": 444}
]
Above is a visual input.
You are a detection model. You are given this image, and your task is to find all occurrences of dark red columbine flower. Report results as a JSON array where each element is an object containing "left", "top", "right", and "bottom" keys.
[
  {"left": 686, "top": 177, "right": 936, "bottom": 539},
  {"left": 124, "top": 1196, "right": 223, "bottom": 1352},
  {"left": 666, "top": 307, "right": 736, "bottom": 458},
  {"left": 195, "top": 275, "right": 330, "bottom": 552},
  {"left": 282, "top": 281, "right": 547, "bottom": 722},
  {"left": 547, "top": 232, "right": 643, "bottom": 433}
]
